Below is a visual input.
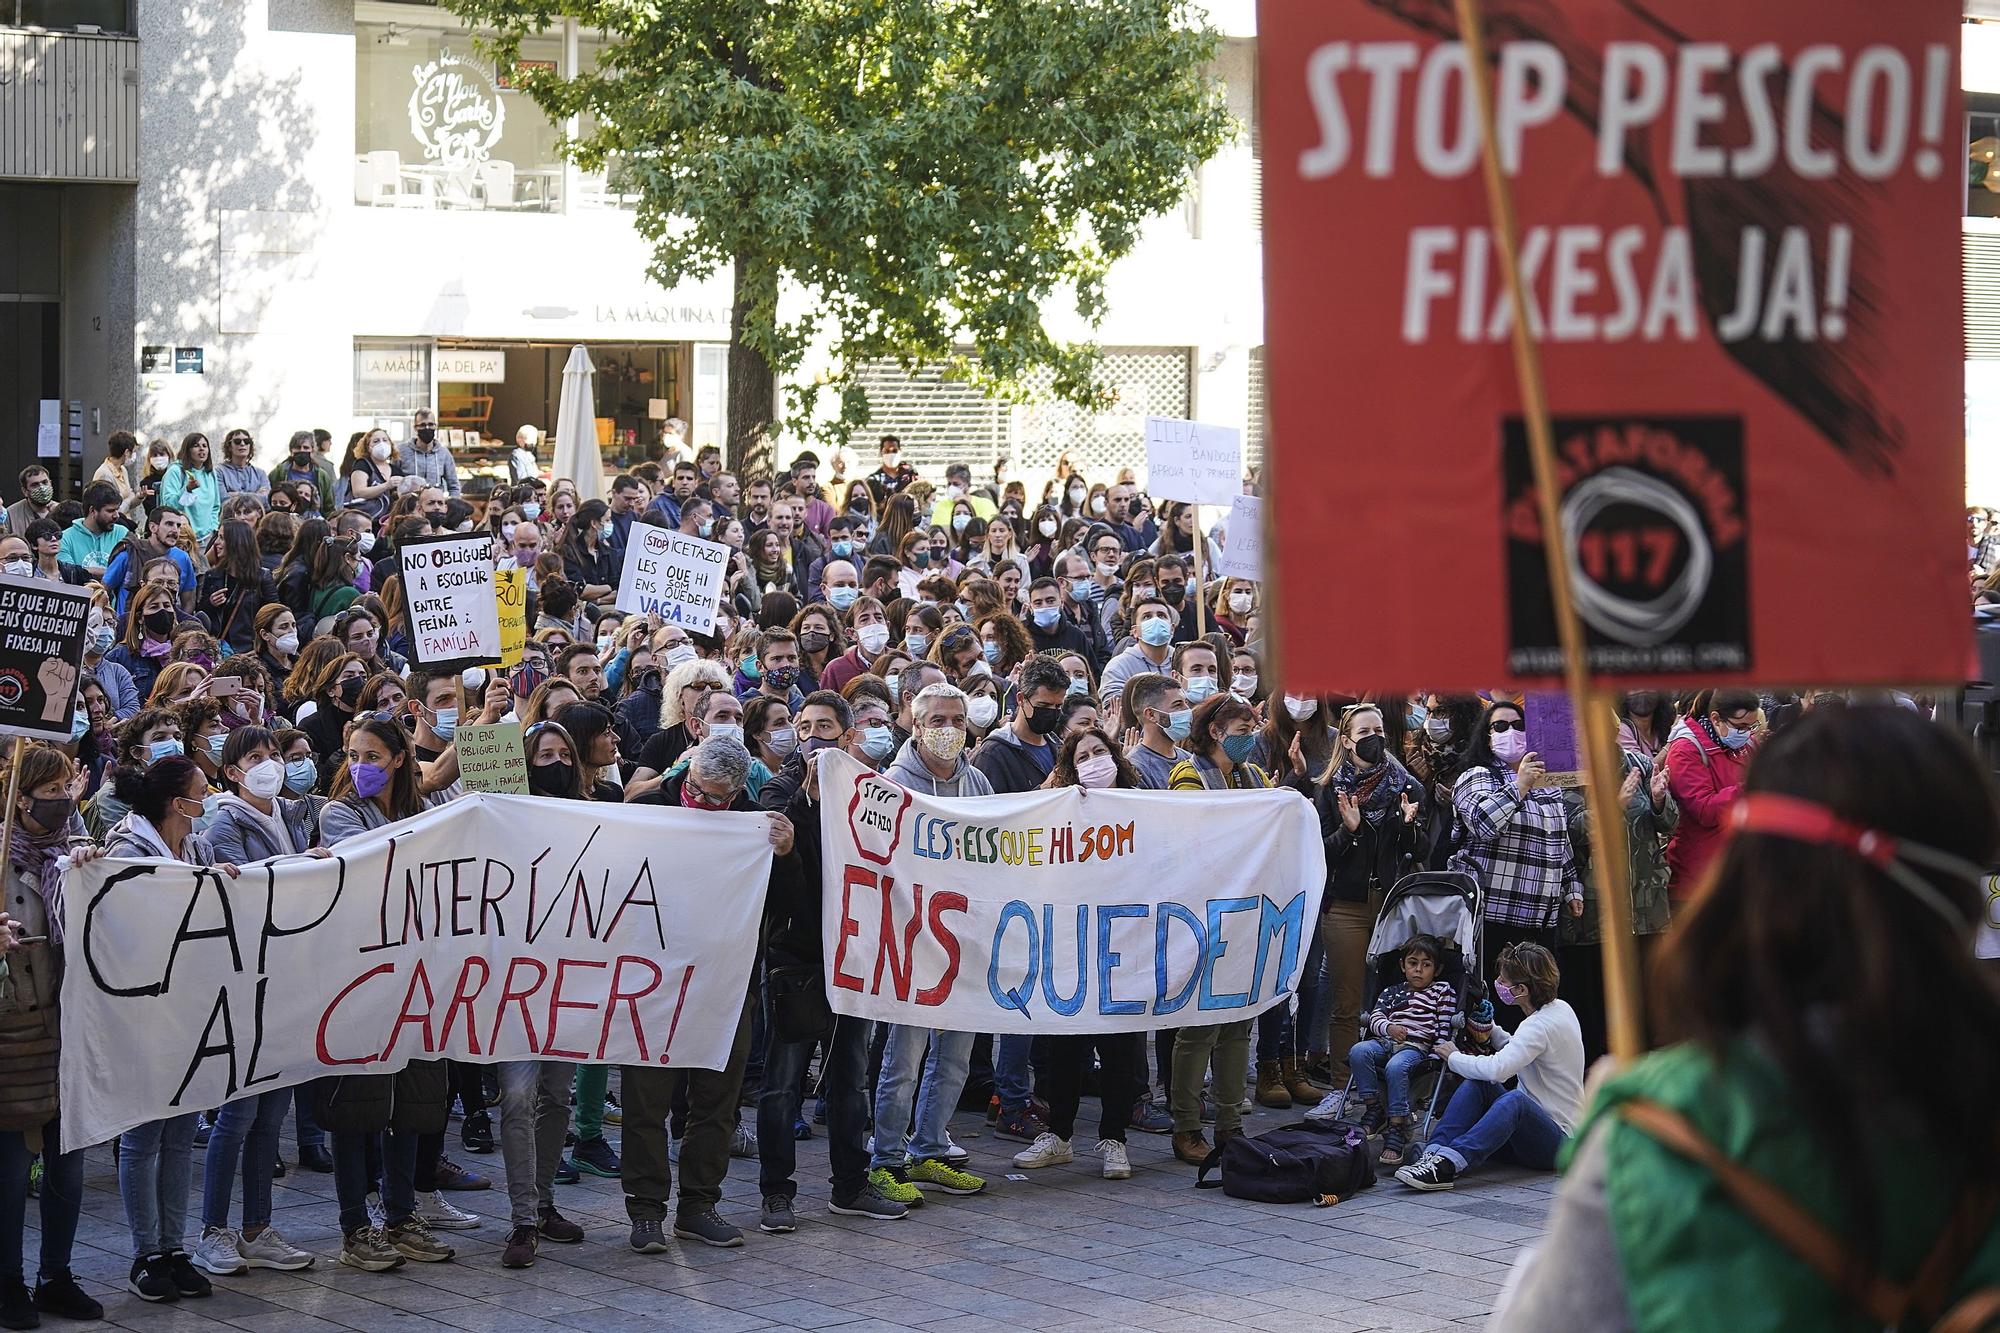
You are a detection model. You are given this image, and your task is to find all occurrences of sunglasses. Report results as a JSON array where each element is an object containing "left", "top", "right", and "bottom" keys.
[{"left": 1489, "top": 718, "right": 1526, "bottom": 733}]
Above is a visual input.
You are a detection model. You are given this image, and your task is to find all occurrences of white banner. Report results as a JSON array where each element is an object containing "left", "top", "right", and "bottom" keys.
[
  {"left": 1217, "top": 493, "right": 1263, "bottom": 581},
  {"left": 60, "top": 795, "right": 773, "bottom": 1147},
  {"left": 400, "top": 533, "right": 503, "bottom": 669},
  {"left": 816, "top": 750, "right": 1325, "bottom": 1034},
  {"left": 1145, "top": 415, "right": 1242, "bottom": 507},
  {"left": 615, "top": 526, "right": 729, "bottom": 634}
]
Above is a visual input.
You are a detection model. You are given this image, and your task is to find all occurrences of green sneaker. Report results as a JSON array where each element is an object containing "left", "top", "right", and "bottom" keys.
[
  {"left": 907, "top": 1157, "right": 986, "bottom": 1196},
  {"left": 867, "top": 1165, "right": 924, "bottom": 1207}
]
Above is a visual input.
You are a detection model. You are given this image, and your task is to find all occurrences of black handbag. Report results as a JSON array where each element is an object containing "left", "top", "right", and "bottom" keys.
[{"left": 766, "top": 944, "right": 834, "bottom": 1044}]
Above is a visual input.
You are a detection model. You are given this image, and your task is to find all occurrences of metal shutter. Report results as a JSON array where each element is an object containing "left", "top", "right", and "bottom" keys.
[
  {"left": 1969, "top": 228, "right": 2000, "bottom": 360},
  {"left": 850, "top": 358, "right": 1010, "bottom": 473}
]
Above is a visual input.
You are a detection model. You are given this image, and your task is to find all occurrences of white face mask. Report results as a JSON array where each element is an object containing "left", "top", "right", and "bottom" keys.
[
  {"left": 356, "top": 531, "right": 376, "bottom": 554},
  {"left": 1038, "top": 519, "right": 1058, "bottom": 538},
  {"left": 966, "top": 696, "right": 999, "bottom": 729},
  {"left": 1228, "top": 592, "right": 1254, "bottom": 615},
  {"left": 274, "top": 631, "right": 299, "bottom": 655},
  {"left": 1075, "top": 753, "right": 1119, "bottom": 789},
  {"left": 857, "top": 623, "right": 890, "bottom": 655},
  {"left": 1232, "top": 673, "right": 1258, "bottom": 696},
  {"left": 664, "top": 644, "right": 697, "bottom": 669},
  {"left": 1284, "top": 695, "right": 1318, "bottom": 721},
  {"left": 369, "top": 440, "right": 391, "bottom": 461},
  {"left": 240, "top": 757, "right": 286, "bottom": 800},
  {"left": 1089, "top": 495, "right": 1108, "bottom": 515}
]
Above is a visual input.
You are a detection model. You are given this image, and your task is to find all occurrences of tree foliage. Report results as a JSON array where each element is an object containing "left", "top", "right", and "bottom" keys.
[{"left": 444, "top": 0, "right": 1232, "bottom": 462}]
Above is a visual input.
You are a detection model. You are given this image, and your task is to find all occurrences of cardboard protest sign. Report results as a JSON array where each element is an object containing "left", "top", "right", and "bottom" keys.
[
  {"left": 1144, "top": 416, "right": 1243, "bottom": 508},
  {"left": 490, "top": 567, "right": 527, "bottom": 669},
  {"left": 0, "top": 574, "right": 92, "bottom": 741},
  {"left": 615, "top": 526, "right": 728, "bottom": 633},
  {"left": 399, "top": 533, "right": 502, "bottom": 670},
  {"left": 59, "top": 793, "right": 774, "bottom": 1146},
  {"left": 816, "top": 750, "right": 1325, "bottom": 1034},
  {"left": 455, "top": 720, "right": 528, "bottom": 794},
  {"left": 1524, "top": 690, "right": 1582, "bottom": 787},
  {"left": 1217, "top": 494, "right": 1264, "bottom": 581},
  {"left": 1257, "top": 2, "right": 1965, "bottom": 689}
]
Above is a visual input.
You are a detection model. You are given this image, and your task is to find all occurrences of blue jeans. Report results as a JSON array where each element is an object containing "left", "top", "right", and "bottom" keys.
[
  {"left": 119, "top": 1113, "right": 198, "bottom": 1257},
  {"left": 1347, "top": 1039, "right": 1427, "bottom": 1117},
  {"left": 1428, "top": 1079, "right": 1566, "bottom": 1175},
  {"left": 759, "top": 1014, "right": 872, "bottom": 1200},
  {"left": 202, "top": 1089, "right": 290, "bottom": 1231},
  {"left": 993, "top": 1033, "right": 1033, "bottom": 1113},
  {"left": 871, "top": 1026, "right": 973, "bottom": 1168},
  {"left": 1256, "top": 1000, "right": 1295, "bottom": 1061},
  {"left": 294, "top": 1093, "right": 324, "bottom": 1152},
  {"left": 1, "top": 1117, "right": 82, "bottom": 1282},
  {"left": 332, "top": 1129, "right": 418, "bottom": 1236}
]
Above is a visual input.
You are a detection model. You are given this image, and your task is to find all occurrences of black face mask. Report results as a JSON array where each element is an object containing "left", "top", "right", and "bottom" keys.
[
  {"left": 1354, "top": 735, "right": 1387, "bottom": 765},
  {"left": 25, "top": 795, "right": 75, "bottom": 834},
  {"left": 415, "top": 426, "right": 437, "bottom": 445},
  {"left": 1026, "top": 704, "right": 1063, "bottom": 736},
  {"left": 335, "top": 677, "right": 365, "bottom": 709},
  {"left": 290, "top": 451, "right": 312, "bottom": 468},
  {"left": 1160, "top": 583, "right": 1186, "bottom": 604},
  {"left": 142, "top": 608, "right": 176, "bottom": 637},
  {"left": 529, "top": 761, "right": 574, "bottom": 795}
]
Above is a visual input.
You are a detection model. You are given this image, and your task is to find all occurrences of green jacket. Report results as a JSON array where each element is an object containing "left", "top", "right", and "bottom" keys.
[
  {"left": 1574, "top": 1041, "right": 2000, "bottom": 1333},
  {"left": 265, "top": 460, "right": 336, "bottom": 517}
]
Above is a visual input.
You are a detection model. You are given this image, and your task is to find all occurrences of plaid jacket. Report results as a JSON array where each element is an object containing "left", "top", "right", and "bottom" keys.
[{"left": 1452, "top": 764, "right": 1583, "bottom": 930}]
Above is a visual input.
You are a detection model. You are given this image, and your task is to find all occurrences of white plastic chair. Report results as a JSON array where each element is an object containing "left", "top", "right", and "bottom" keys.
[{"left": 477, "top": 159, "right": 521, "bottom": 209}]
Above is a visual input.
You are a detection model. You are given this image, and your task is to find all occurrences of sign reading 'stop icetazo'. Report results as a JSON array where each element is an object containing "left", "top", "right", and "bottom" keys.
[
  {"left": 615, "top": 526, "right": 729, "bottom": 633},
  {"left": 816, "top": 751, "right": 1325, "bottom": 1033}
]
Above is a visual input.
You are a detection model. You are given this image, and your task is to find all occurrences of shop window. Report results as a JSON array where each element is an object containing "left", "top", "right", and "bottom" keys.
[
  {"left": 355, "top": 21, "right": 564, "bottom": 212},
  {"left": 8, "top": 1, "right": 132, "bottom": 32},
  {"left": 354, "top": 340, "right": 431, "bottom": 430}
]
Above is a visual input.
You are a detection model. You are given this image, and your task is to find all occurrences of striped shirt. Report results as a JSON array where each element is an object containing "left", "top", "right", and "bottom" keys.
[
  {"left": 1167, "top": 753, "right": 1271, "bottom": 791},
  {"left": 1452, "top": 764, "right": 1584, "bottom": 930},
  {"left": 1366, "top": 979, "right": 1457, "bottom": 1046}
]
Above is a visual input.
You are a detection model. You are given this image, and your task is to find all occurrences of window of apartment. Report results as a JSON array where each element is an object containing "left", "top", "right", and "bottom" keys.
[
  {"left": 7, "top": 2, "right": 132, "bottom": 32},
  {"left": 355, "top": 18, "right": 563, "bottom": 212},
  {"left": 355, "top": 340, "right": 432, "bottom": 427}
]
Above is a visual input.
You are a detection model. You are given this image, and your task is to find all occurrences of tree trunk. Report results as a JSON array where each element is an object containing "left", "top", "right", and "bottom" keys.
[{"left": 727, "top": 251, "right": 778, "bottom": 478}]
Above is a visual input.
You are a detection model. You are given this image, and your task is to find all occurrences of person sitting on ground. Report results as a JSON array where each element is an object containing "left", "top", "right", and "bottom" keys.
[
  {"left": 1394, "top": 941, "right": 1583, "bottom": 1192},
  {"left": 1330, "top": 933, "right": 1456, "bottom": 1167}
]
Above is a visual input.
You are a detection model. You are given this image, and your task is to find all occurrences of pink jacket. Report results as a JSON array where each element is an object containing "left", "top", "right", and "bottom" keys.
[{"left": 1662, "top": 721, "right": 1753, "bottom": 900}]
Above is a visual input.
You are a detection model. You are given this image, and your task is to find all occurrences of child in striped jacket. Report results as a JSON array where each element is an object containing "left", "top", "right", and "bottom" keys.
[{"left": 1348, "top": 934, "right": 1457, "bottom": 1166}]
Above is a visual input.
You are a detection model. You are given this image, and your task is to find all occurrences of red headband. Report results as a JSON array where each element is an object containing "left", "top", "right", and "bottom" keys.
[{"left": 1729, "top": 794, "right": 1901, "bottom": 869}]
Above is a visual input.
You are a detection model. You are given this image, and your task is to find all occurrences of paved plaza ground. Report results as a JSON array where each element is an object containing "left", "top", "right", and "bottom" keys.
[{"left": 27, "top": 1097, "right": 1551, "bottom": 1332}]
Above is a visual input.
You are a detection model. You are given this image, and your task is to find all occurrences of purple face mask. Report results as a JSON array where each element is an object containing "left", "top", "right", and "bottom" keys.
[
  {"left": 350, "top": 761, "right": 391, "bottom": 799},
  {"left": 1493, "top": 978, "right": 1519, "bottom": 1007}
]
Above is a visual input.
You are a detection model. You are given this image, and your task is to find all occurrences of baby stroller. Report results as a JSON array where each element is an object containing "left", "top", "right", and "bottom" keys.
[{"left": 1307, "top": 869, "right": 1483, "bottom": 1149}]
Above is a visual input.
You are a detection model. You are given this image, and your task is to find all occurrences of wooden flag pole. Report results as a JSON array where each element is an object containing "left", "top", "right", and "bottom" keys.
[
  {"left": 1192, "top": 503, "right": 1209, "bottom": 637},
  {"left": 0, "top": 739, "right": 24, "bottom": 889},
  {"left": 1453, "top": 0, "right": 1646, "bottom": 1061}
]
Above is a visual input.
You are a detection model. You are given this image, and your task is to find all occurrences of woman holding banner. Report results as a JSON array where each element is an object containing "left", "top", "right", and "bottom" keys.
[
  {"left": 100, "top": 754, "right": 243, "bottom": 1304},
  {"left": 0, "top": 745, "right": 105, "bottom": 1328},
  {"left": 313, "top": 718, "right": 457, "bottom": 1273},
  {"left": 189, "top": 728, "right": 325, "bottom": 1279}
]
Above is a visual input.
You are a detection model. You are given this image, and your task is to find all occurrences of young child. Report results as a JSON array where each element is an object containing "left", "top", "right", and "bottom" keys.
[{"left": 1345, "top": 934, "right": 1456, "bottom": 1165}]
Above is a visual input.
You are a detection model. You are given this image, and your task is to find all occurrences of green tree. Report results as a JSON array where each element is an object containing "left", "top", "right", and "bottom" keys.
[{"left": 444, "top": 0, "right": 1232, "bottom": 474}]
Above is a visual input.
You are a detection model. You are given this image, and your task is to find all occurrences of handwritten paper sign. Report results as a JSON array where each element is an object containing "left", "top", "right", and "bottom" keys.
[
  {"left": 489, "top": 568, "right": 527, "bottom": 669},
  {"left": 0, "top": 574, "right": 91, "bottom": 741},
  {"left": 1145, "top": 416, "right": 1242, "bottom": 508},
  {"left": 1217, "top": 494, "right": 1263, "bottom": 581},
  {"left": 615, "top": 526, "right": 729, "bottom": 633},
  {"left": 400, "top": 533, "right": 501, "bottom": 670},
  {"left": 455, "top": 720, "right": 528, "bottom": 794}
]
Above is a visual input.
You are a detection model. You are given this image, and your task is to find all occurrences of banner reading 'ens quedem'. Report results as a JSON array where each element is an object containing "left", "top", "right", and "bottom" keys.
[{"left": 1257, "top": 0, "right": 1966, "bottom": 689}]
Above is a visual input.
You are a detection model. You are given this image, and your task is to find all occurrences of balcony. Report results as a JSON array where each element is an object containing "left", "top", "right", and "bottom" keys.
[{"left": 0, "top": 28, "right": 138, "bottom": 182}]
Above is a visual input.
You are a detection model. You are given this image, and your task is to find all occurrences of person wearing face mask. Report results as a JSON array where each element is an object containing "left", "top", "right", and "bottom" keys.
[
  {"left": 1170, "top": 639, "right": 1223, "bottom": 711},
  {"left": 106, "top": 578, "right": 186, "bottom": 705},
  {"left": 1121, "top": 672, "right": 1190, "bottom": 791},
  {"left": 0, "top": 745, "right": 109, "bottom": 1328},
  {"left": 81, "top": 602, "right": 141, "bottom": 721},
  {"left": 782, "top": 606, "right": 840, "bottom": 693},
  {"left": 84, "top": 707, "right": 182, "bottom": 836},
  {"left": 100, "top": 754, "right": 245, "bottom": 1303},
  {"left": 1022, "top": 505, "right": 1064, "bottom": 579},
  {"left": 557, "top": 498, "right": 620, "bottom": 606},
  {"left": 338, "top": 431, "right": 400, "bottom": 523},
  {"left": 744, "top": 628, "right": 806, "bottom": 714},
  {"left": 1661, "top": 687, "right": 1762, "bottom": 904},
  {"left": 297, "top": 654, "right": 369, "bottom": 775},
  {"left": 1454, "top": 700, "right": 1584, "bottom": 1029},
  {"left": 252, "top": 605, "right": 301, "bottom": 711},
  {"left": 1211, "top": 578, "right": 1259, "bottom": 646},
  {"left": 1617, "top": 688, "right": 1672, "bottom": 757},
  {"left": 4, "top": 465, "right": 58, "bottom": 536},
  {"left": 265, "top": 430, "right": 336, "bottom": 518},
  {"left": 1022, "top": 575, "right": 1094, "bottom": 662},
  {"left": 803, "top": 516, "right": 862, "bottom": 594},
  {"left": 1099, "top": 594, "right": 1179, "bottom": 699},
  {"left": 396, "top": 410, "right": 460, "bottom": 498},
  {"left": 188, "top": 728, "right": 326, "bottom": 1281}
]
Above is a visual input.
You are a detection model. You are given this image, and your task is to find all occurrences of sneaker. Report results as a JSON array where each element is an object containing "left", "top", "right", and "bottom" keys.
[
  {"left": 2, "top": 1277, "right": 37, "bottom": 1329},
  {"left": 500, "top": 1225, "right": 538, "bottom": 1269},
  {"left": 866, "top": 1165, "right": 924, "bottom": 1207},
  {"left": 759, "top": 1193, "right": 797, "bottom": 1234},
  {"left": 190, "top": 1226, "right": 246, "bottom": 1277},
  {"left": 553, "top": 1157, "right": 580, "bottom": 1184},
  {"left": 126, "top": 1254, "right": 177, "bottom": 1303},
  {"left": 1395, "top": 1154, "right": 1458, "bottom": 1191},
  {"left": 338, "top": 1226, "right": 404, "bottom": 1272},
  {"left": 537, "top": 1207, "right": 584, "bottom": 1243},
  {"left": 299, "top": 1142, "right": 334, "bottom": 1173},
  {"left": 1098, "top": 1138, "right": 1132, "bottom": 1180},
  {"left": 993, "top": 1107, "right": 1046, "bottom": 1143},
  {"left": 238, "top": 1227, "right": 314, "bottom": 1271},
  {"left": 672, "top": 1208, "right": 744, "bottom": 1249},
  {"left": 602, "top": 1089, "right": 623, "bottom": 1127},
  {"left": 1131, "top": 1100, "right": 1174, "bottom": 1135},
  {"left": 164, "top": 1251, "right": 210, "bottom": 1298},
  {"left": 191, "top": 1114, "right": 212, "bottom": 1150},
  {"left": 415, "top": 1190, "right": 482, "bottom": 1230},
  {"left": 572, "top": 1135, "right": 621, "bottom": 1178},
  {"left": 1172, "top": 1130, "right": 1210, "bottom": 1165},
  {"left": 828, "top": 1183, "right": 908, "bottom": 1221},
  {"left": 793, "top": 1117, "right": 812, "bottom": 1141},
  {"left": 907, "top": 1157, "right": 986, "bottom": 1195},
  {"left": 628, "top": 1219, "right": 669, "bottom": 1254},
  {"left": 386, "top": 1218, "right": 455, "bottom": 1263},
  {"left": 32, "top": 1270, "right": 103, "bottom": 1322},
  {"left": 1303, "top": 1090, "right": 1346, "bottom": 1121},
  {"left": 433, "top": 1156, "right": 491, "bottom": 1191},
  {"left": 1012, "top": 1132, "right": 1073, "bottom": 1169},
  {"left": 459, "top": 1109, "right": 495, "bottom": 1154},
  {"left": 729, "top": 1122, "right": 758, "bottom": 1159},
  {"left": 941, "top": 1131, "right": 970, "bottom": 1164}
]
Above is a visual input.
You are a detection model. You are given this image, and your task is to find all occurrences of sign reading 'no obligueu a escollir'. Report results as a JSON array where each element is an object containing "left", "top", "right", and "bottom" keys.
[
  {"left": 400, "top": 533, "right": 502, "bottom": 671},
  {"left": 616, "top": 527, "right": 729, "bottom": 633},
  {"left": 1256, "top": 1, "right": 1966, "bottom": 690},
  {"left": 815, "top": 750, "right": 1325, "bottom": 1035}
]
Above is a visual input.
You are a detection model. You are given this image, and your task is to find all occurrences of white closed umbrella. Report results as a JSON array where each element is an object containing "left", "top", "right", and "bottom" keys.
[{"left": 551, "top": 344, "right": 604, "bottom": 501}]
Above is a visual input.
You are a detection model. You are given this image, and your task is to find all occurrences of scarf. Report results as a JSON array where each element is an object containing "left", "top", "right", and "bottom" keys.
[
  {"left": 140, "top": 635, "right": 172, "bottom": 659},
  {"left": 1693, "top": 714, "right": 1726, "bottom": 750},
  {"left": 1334, "top": 754, "right": 1413, "bottom": 823},
  {"left": 7, "top": 822, "right": 72, "bottom": 947}
]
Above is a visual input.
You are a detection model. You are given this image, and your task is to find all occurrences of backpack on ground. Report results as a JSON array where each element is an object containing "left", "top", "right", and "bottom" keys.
[{"left": 1196, "top": 1119, "right": 1377, "bottom": 1205}]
